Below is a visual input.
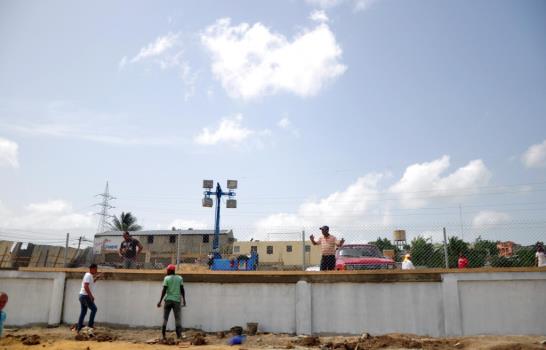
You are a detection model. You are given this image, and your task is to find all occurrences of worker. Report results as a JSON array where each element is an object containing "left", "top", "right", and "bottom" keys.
[
  {"left": 119, "top": 231, "right": 143, "bottom": 269},
  {"left": 77, "top": 264, "right": 103, "bottom": 332},
  {"left": 310, "top": 226, "right": 344, "bottom": 271},
  {"left": 402, "top": 254, "right": 415, "bottom": 270},
  {"left": 157, "top": 264, "right": 186, "bottom": 340},
  {"left": 458, "top": 253, "right": 469, "bottom": 269},
  {"left": 0, "top": 292, "right": 8, "bottom": 337}
]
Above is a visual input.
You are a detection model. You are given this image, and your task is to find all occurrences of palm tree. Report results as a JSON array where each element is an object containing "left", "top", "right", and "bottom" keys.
[{"left": 109, "top": 212, "right": 142, "bottom": 231}]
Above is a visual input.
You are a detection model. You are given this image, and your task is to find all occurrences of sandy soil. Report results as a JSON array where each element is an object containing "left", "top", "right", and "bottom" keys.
[{"left": 1, "top": 326, "right": 545, "bottom": 350}]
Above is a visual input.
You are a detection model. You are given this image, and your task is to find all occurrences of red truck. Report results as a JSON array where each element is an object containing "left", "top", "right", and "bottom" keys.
[{"left": 335, "top": 244, "right": 396, "bottom": 270}]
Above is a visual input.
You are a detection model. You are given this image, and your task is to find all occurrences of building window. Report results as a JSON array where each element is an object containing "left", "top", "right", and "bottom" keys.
[
  {"left": 305, "top": 245, "right": 311, "bottom": 252},
  {"left": 147, "top": 235, "right": 154, "bottom": 244},
  {"left": 286, "top": 245, "right": 293, "bottom": 252},
  {"left": 202, "top": 234, "right": 210, "bottom": 243},
  {"left": 250, "top": 246, "right": 257, "bottom": 253},
  {"left": 267, "top": 246, "right": 273, "bottom": 254},
  {"left": 169, "top": 235, "right": 176, "bottom": 243},
  {"left": 234, "top": 246, "right": 240, "bottom": 253}
]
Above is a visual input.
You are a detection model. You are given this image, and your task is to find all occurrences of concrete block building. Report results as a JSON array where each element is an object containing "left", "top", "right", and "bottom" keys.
[{"left": 93, "top": 229, "right": 234, "bottom": 267}]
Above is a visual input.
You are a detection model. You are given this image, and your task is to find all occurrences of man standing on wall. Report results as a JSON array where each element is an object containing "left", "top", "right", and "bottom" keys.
[
  {"left": 119, "top": 231, "right": 143, "bottom": 269},
  {"left": 77, "top": 264, "right": 102, "bottom": 332},
  {"left": 310, "top": 226, "right": 344, "bottom": 271},
  {"left": 157, "top": 264, "right": 186, "bottom": 340}
]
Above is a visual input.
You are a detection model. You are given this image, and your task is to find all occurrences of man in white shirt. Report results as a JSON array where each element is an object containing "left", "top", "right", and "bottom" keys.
[
  {"left": 77, "top": 264, "right": 102, "bottom": 332},
  {"left": 402, "top": 254, "right": 415, "bottom": 270},
  {"left": 536, "top": 245, "right": 545, "bottom": 267}
]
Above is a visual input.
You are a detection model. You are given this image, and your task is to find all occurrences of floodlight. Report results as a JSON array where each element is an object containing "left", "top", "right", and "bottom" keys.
[
  {"left": 226, "top": 199, "right": 237, "bottom": 208},
  {"left": 227, "top": 180, "right": 238, "bottom": 189},
  {"left": 202, "top": 197, "right": 213, "bottom": 207},
  {"left": 203, "top": 180, "right": 214, "bottom": 189}
]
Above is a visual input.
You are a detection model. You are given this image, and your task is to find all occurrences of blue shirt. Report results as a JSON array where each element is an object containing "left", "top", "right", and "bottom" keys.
[{"left": 0, "top": 310, "right": 6, "bottom": 337}]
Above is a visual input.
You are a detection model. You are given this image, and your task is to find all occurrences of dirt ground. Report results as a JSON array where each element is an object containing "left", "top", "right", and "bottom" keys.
[{"left": 1, "top": 326, "right": 545, "bottom": 350}]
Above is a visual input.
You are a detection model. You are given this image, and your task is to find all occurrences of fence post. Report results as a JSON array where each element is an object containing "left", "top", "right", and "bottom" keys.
[
  {"left": 64, "top": 233, "right": 69, "bottom": 267},
  {"left": 443, "top": 227, "right": 449, "bottom": 269},
  {"left": 302, "top": 230, "right": 306, "bottom": 271}
]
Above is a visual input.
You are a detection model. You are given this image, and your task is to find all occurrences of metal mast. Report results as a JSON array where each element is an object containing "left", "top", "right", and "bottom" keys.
[{"left": 95, "top": 181, "right": 116, "bottom": 234}]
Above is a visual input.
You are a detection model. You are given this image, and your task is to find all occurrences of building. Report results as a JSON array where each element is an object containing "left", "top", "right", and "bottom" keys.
[
  {"left": 234, "top": 240, "right": 322, "bottom": 268},
  {"left": 93, "top": 229, "right": 234, "bottom": 267}
]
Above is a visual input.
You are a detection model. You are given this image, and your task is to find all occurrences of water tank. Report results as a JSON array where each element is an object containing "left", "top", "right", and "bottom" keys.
[{"left": 393, "top": 229, "right": 406, "bottom": 242}]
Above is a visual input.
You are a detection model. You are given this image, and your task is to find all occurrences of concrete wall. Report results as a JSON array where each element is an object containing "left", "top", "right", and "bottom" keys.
[{"left": 2, "top": 269, "right": 546, "bottom": 336}]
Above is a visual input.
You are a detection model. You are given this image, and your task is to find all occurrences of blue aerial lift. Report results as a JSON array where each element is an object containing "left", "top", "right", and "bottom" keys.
[{"left": 202, "top": 180, "right": 258, "bottom": 271}]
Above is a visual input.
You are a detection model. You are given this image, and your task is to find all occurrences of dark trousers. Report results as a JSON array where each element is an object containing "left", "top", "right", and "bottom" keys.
[
  {"left": 77, "top": 294, "right": 97, "bottom": 331},
  {"left": 163, "top": 300, "right": 182, "bottom": 328},
  {"left": 320, "top": 255, "right": 336, "bottom": 270}
]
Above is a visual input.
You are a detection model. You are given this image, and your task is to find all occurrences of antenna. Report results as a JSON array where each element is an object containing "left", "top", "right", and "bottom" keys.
[{"left": 94, "top": 181, "right": 116, "bottom": 234}]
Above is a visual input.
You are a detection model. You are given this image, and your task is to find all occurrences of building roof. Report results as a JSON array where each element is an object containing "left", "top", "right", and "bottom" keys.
[{"left": 95, "top": 229, "right": 233, "bottom": 237}]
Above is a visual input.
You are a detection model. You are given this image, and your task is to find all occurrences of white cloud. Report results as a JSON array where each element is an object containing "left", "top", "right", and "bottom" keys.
[
  {"left": 278, "top": 118, "right": 291, "bottom": 129},
  {"left": 194, "top": 114, "right": 255, "bottom": 145},
  {"left": 0, "top": 199, "right": 94, "bottom": 233},
  {"left": 278, "top": 117, "right": 300, "bottom": 137},
  {"left": 201, "top": 18, "right": 346, "bottom": 99},
  {"left": 168, "top": 219, "right": 208, "bottom": 230},
  {"left": 131, "top": 32, "right": 180, "bottom": 64},
  {"left": 254, "top": 174, "right": 386, "bottom": 239},
  {"left": 0, "top": 137, "right": 19, "bottom": 168},
  {"left": 472, "top": 210, "right": 511, "bottom": 229},
  {"left": 309, "top": 10, "right": 329, "bottom": 22},
  {"left": 305, "top": 0, "right": 379, "bottom": 12},
  {"left": 521, "top": 139, "right": 546, "bottom": 168},
  {"left": 118, "top": 56, "right": 128, "bottom": 70},
  {"left": 389, "top": 156, "right": 491, "bottom": 208}
]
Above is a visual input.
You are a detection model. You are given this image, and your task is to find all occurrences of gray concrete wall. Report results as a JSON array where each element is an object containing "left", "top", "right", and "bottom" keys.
[{"left": 2, "top": 270, "right": 545, "bottom": 336}]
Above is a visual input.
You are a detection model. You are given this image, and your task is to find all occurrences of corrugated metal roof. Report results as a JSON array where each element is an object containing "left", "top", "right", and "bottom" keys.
[{"left": 95, "top": 229, "right": 233, "bottom": 237}]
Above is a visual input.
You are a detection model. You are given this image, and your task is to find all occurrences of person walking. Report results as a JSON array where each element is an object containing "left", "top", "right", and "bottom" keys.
[
  {"left": 119, "top": 231, "right": 143, "bottom": 269},
  {"left": 310, "top": 226, "right": 344, "bottom": 271},
  {"left": 402, "top": 254, "right": 415, "bottom": 270},
  {"left": 157, "top": 264, "right": 186, "bottom": 340},
  {"left": 77, "top": 264, "right": 102, "bottom": 332}
]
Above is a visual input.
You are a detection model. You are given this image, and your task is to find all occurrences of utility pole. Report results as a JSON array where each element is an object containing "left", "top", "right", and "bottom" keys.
[
  {"left": 302, "top": 230, "right": 306, "bottom": 271},
  {"left": 176, "top": 231, "right": 181, "bottom": 267},
  {"left": 64, "top": 233, "right": 69, "bottom": 267},
  {"left": 443, "top": 227, "right": 449, "bottom": 269},
  {"left": 95, "top": 181, "right": 116, "bottom": 234},
  {"left": 459, "top": 204, "right": 464, "bottom": 241},
  {"left": 77, "top": 236, "right": 82, "bottom": 251}
]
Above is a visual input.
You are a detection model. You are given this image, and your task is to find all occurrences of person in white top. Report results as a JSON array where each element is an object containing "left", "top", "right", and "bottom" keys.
[
  {"left": 402, "top": 254, "right": 415, "bottom": 270},
  {"left": 535, "top": 245, "right": 546, "bottom": 267},
  {"left": 76, "top": 264, "right": 102, "bottom": 332}
]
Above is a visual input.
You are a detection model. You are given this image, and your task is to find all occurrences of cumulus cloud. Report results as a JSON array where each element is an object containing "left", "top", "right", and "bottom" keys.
[
  {"left": 353, "top": 0, "right": 379, "bottom": 12},
  {"left": 277, "top": 117, "right": 300, "bottom": 137},
  {"left": 169, "top": 219, "right": 208, "bottom": 230},
  {"left": 305, "top": 0, "right": 379, "bottom": 12},
  {"left": 472, "top": 210, "right": 511, "bottom": 229},
  {"left": 195, "top": 114, "right": 264, "bottom": 146},
  {"left": 389, "top": 156, "right": 491, "bottom": 209},
  {"left": 254, "top": 174, "right": 385, "bottom": 239},
  {"left": 521, "top": 139, "right": 546, "bottom": 168},
  {"left": 201, "top": 18, "right": 346, "bottom": 99},
  {"left": 0, "top": 137, "right": 19, "bottom": 168}
]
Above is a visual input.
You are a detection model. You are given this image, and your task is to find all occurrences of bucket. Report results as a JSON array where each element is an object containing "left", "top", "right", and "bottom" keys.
[{"left": 246, "top": 322, "right": 258, "bottom": 335}]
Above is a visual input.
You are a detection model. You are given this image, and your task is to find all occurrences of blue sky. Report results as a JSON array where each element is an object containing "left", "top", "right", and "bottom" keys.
[{"left": 0, "top": 0, "right": 545, "bottom": 247}]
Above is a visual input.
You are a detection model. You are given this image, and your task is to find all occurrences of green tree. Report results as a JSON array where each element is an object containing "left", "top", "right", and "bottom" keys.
[
  {"left": 447, "top": 236, "right": 468, "bottom": 268},
  {"left": 110, "top": 212, "right": 143, "bottom": 231},
  {"left": 410, "top": 236, "right": 434, "bottom": 267},
  {"left": 473, "top": 236, "right": 499, "bottom": 256},
  {"left": 514, "top": 248, "right": 535, "bottom": 267}
]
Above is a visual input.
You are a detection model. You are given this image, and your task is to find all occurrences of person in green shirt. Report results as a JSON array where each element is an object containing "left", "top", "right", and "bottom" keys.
[{"left": 157, "top": 264, "right": 186, "bottom": 339}]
